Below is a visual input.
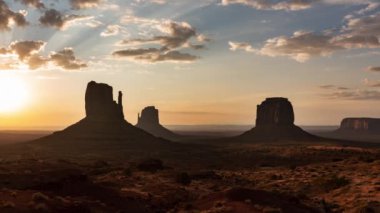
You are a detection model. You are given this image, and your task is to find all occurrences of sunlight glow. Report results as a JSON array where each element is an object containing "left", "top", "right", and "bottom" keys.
[{"left": 0, "top": 75, "right": 29, "bottom": 113}]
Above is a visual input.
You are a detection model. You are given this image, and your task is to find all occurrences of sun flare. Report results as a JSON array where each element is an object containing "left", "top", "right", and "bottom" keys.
[{"left": 0, "top": 75, "right": 29, "bottom": 113}]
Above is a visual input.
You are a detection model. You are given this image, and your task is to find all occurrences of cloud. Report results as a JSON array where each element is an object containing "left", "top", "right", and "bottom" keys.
[
  {"left": 323, "top": 0, "right": 376, "bottom": 6},
  {"left": 232, "top": 31, "right": 342, "bottom": 62},
  {"left": 86, "top": 19, "right": 103, "bottom": 28},
  {"left": 0, "top": 63, "right": 17, "bottom": 70},
  {"left": 320, "top": 85, "right": 336, "bottom": 89},
  {"left": 155, "top": 51, "right": 198, "bottom": 62},
  {"left": 27, "top": 54, "right": 48, "bottom": 69},
  {"left": 363, "top": 78, "right": 380, "bottom": 87},
  {"left": 229, "top": 41, "right": 255, "bottom": 52},
  {"left": 9, "top": 40, "right": 45, "bottom": 60},
  {"left": 355, "top": 2, "right": 380, "bottom": 15},
  {"left": 100, "top": 25, "right": 121, "bottom": 37},
  {"left": 320, "top": 83, "right": 380, "bottom": 100},
  {"left": 134, "top": 0, "right": 167, "bottom": 5},
  {"left": 0, "top": 41, "right": 87, "bottom": 70},
  {"left": 0, "top": 48, "right": 9, "bottom": 54},
  {"left": 368, "top": 66, "right": 380, "bottom": 72},
  {"left": 113, "top": 48, "right": 159, "bottom": 57},
  {"left": 334, "top": 13, "right": 380, "bottom": 48},
  {"left": 112, "top": 48, "right": 198, "bottom": 63},
  {"left": 70, "top": 0, "right": 102, "bottom": 9},
  {"left": 220, "top": 0, "right": 320, "bottom": 11},
  {"left": 323, "top": 89, "right": 380, "bottom": 100},
  {"left": 49, "top": 48, "right": 88, "bottom": 70},
  {"left": 39, "top": 9, "right": 65, "bottom": 29},
  {"left": 99, "top": 3, "right": 120, "bottom": 11},
  {"left": 115, "top": 17, "right": 208, "bottom": 63},
  {"left": 220, "top": 0, "right": 378, "bottom": 11},
  {"left": 319, "top": 85, "right": 349, "bottom": 90},
  {"left": 0, "top": 0, "right": 28, "bottom": 31},
  {"left": 121, "top": 21, "right": 198, "bottom": 49},
  {"left": 367, "top": 83, "right": 380, "bottom": 88},
  {"left": 120, "top": 16, "right": 209, "bottom": 49},
  {"left": 154, "top": 22, "right": 197, "bottom": 49},
  {"left": 231, "top": 12, "right": 380, "bottom": 62},
  {"left": 15, "top": 0, "right": 45, "bottom": 9},
  {"left": 39, "top": 9, "right": 93, "bottom": 30},
  {"left": 259, "top": 31, "right": 343, "bottom": 62}
]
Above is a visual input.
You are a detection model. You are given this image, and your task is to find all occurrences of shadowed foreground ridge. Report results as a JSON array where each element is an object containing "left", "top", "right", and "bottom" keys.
[
  {"left": 36, "top": 81, "right": 168, "bottom": 146},
  {"left": 239, "top": 97, "right": 318, "bottom": 142},
  {"left": 136, "top": 106, "right": 181, "bottom": 141}
]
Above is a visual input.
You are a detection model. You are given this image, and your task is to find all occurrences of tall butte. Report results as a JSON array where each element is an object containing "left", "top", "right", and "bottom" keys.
[
  {"left": 85, "top": 81, "right": 124, "bottom": 121},
  {"left": 238, "top": 97, "right": 318, "bottom": 142},
  {"left": 36, "top": 81, "right": 168, "bottom": 146},
  {"left": 136, "top": 106, "right": 180, "bottom": 141}
]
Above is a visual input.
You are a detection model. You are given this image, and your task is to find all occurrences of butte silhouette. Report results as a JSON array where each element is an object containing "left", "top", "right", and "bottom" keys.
[
  {"left": 136, "top": 106, "right": 181, "bottom": 141},
  {"left": 238, "top": 98, "right": 318, "bottom": 142},
  {"left": 35, "top": 81, "right": 169, "bottom": 149},
  {"left": 336, "top": 118, "right": 380, "bottom": 135}
]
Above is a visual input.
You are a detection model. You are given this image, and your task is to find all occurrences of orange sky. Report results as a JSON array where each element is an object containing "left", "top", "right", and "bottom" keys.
[{"left": 0, "top": 0, "right": 380, "bottom": 129}]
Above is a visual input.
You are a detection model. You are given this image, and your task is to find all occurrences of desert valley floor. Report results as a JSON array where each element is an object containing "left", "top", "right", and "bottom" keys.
[{"left": 0, "top": 136, "right": 378, "bottom": 213}]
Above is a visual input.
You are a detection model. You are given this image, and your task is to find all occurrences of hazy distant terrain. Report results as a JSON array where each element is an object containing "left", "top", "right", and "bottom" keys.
[
  {"left": 0, "top": 130, "right": 52, "bottom": 144},
  {"left": 0, "top": 125, "right": 359, "bottom": 144},
  {"left": 168, "top": 125, "right": 339, "bottom": 140},
  {"left": 0, "top": 125, "right": 340, "bottom": 144}
]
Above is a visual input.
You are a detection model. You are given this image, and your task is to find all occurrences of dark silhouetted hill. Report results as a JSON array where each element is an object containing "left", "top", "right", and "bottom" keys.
[
  {"left": 237, "top": 98, "right": 318, "bottom": 142},
  {"left": 32, "top": 81, "right": 174, "bottom": 155}
]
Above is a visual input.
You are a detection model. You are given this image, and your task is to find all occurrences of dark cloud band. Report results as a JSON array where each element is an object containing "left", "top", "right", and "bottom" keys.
[{"left": 0, "top": 41, "right": 87, "bottom": 70}]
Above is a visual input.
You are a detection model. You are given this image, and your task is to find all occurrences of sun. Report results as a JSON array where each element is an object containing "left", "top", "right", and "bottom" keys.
[{"left": 0, "top": 75, "right": 29, "bottom": 113}]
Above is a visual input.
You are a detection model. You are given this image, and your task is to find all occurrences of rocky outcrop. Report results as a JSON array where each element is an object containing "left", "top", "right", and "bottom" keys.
[
  {"left": 239, "top": 98, "right": 317, "bottom": 142},
  {"left": 337, "top": 118, "right": 380, "bottom": 134},
  {"left": 136, "top": 106, "right": 180, "bottom": 141},
  {"left": 137, "top": 106, "right": 159, "bottom": 127},
  {"left": 85, "top": 81, "right": 124, "bottom": 121},
  {"left": 317, "top": 117, "right": 380, "bottom": 144},
  {"left": 256, "top": 98, "right": 294, "bottom": 127},
  {"left": 36, "top": 81, "right": 170, "bottom": 148}
]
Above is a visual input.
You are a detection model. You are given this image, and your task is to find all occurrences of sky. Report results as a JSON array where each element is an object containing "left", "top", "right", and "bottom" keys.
[{"left": 0, "top": 0, "right": 380, "bottom": 129}]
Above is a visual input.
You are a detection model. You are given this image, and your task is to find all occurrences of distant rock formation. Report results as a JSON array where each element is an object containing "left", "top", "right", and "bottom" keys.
[
  {"left": 136, "top": 106, "right": 180, "bottom": 141},
  {"left": 238, "top": 98, "right": 317, "bottom": 142},
  {"left": 314, "top": 117, "right": 380, "bottom": 143},
  {"left": 337, "top": 118, "right": 380, "bottom": 134},
  {"left": 36, "top": 81, "right": 170, "bottom": 148},
  {"left": 137, "top": 106, "right": 159, "bottom": 127}
]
